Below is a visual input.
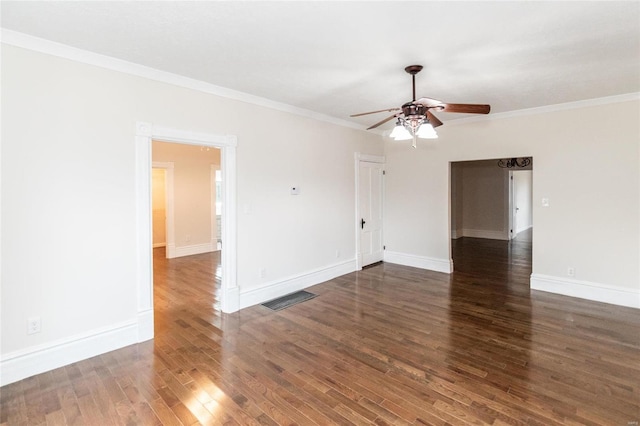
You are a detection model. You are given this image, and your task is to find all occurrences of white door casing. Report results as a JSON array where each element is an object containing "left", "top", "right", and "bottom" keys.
[
  {"left": 152, "top": 162, "right": 175, "bottom": 255},
  {"left": 151, "top": 168, "right": 167, "bottom": 248},
  {"left": 355, "top": 154, "right": 385, "bottom": 268},
  {"left": 136, "top": 122, "right": 238, "bottom": 344}
]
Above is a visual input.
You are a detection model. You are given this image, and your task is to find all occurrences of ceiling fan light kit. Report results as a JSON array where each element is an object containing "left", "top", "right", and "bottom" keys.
[{"left": 352, "top": 65, "right": 491, "bottom": 148}]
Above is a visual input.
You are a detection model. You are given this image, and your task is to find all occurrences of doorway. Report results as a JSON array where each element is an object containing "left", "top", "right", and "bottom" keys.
[
  {"left": 152, "top": 143, "right": 219, "bottom": 259},
  {"left": 450, "top": 158, "right": 533, "bottom": 273},
  {"left": 135, "top": 122, "right": 238, "bottom": 342}
]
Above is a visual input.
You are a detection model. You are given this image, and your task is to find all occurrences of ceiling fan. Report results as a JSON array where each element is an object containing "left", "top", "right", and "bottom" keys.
[{"left": 351, "top": 65, "right": 490, "bottom": 147}]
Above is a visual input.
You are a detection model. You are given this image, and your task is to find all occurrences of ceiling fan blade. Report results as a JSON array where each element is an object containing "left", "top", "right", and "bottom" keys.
[
  {"left": 414, "top": 97, "right": 443, "bottom": 107},
  {"left": 426, "top": 111, "right": 443, "bottom": 128},
  {"left": 367, "top": 114, "right": 397, "bottom": 130},
  {"left": 440, "top": 103, "right": 491, "bottom": 114},
  {"left": 351, "top": 107, "right": 400, "bottom": 117}
]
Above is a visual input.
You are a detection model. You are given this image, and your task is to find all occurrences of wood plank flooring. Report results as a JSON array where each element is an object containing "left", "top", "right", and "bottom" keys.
[{"left": 2, "top": 233, "right": 639, "bottom": 425}]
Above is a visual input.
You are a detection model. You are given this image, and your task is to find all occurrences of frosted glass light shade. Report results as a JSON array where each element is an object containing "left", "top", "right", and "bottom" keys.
[
  {"left": 416, "top": 123, "right": 438, "bottom": 139},
  {"left": 391, "top": 124, "right": 412, "bottom": 140}
]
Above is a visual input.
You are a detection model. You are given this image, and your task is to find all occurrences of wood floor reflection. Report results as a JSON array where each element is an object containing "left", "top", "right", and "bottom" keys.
[{"left": 2, "top": 237, "right": 639, "bottom": 425}]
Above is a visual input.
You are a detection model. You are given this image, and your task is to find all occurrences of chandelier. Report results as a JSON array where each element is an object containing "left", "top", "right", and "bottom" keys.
[
  {"left": 498, "top": 157, "right": 531, "bottom": 168},
  {"left": 389, "top": 101, "right": 438, "bottom": 148}
]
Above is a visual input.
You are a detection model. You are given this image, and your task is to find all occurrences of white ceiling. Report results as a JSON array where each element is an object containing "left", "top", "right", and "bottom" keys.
[{"left": 2, "top": 1, "right": 639, "bottom": 130}]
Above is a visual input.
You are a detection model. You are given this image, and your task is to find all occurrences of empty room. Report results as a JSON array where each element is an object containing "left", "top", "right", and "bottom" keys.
[{"left": 1, "top": 2, "right": 639, "bottom": 425}]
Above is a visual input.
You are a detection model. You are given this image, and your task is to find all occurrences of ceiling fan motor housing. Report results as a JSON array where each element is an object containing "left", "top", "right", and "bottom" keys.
[{"left": 402, "top": 102, "right": 426, "bottom": 118}]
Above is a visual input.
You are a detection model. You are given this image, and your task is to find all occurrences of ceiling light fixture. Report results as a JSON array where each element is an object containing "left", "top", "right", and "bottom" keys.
[
  {"left": 352, "top": 65, "right": 490, "bottom": 149},
  {"left": 390, "top": 66, "right": 438, "bottom": 148},
  {"left": 391, "top": 108, "right": 438, "bottom": 148},
  {"left": 498, "top": 157, "right": 531, "bottom": 168}
]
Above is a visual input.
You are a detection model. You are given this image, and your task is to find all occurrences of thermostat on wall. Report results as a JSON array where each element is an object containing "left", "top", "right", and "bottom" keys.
[{"left": 290, "top": 186, "right": 300, "bottom": 195}]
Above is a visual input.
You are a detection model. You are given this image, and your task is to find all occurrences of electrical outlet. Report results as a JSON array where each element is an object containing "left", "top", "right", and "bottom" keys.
[
  {"left": 185, "top": 234, "right": 191, "bottom": 242},
  {"left": 27, "top": 317, "right": 41, "bottom": 335},
  {"left": 336, "top": 250, "right": 341, "bottom": 258},
  {"left": 259, "top": 267, "right": 266, "bottom": 278},
  {"left": 567, "top": 267, "right": 575, "bottom": 277}
]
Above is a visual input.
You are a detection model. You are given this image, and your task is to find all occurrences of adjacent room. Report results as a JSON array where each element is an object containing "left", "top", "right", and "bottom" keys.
[{"left": 1, "top": 2, "right": 638, "bottom": 425}]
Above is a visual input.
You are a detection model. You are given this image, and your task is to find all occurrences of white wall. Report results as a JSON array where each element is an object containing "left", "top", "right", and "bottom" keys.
[
  {"left": 385, "top": 98, "right": 640, "bottom": 307},
  {"left": 0, "top": 44, "right": 383, "bottom": 384}
]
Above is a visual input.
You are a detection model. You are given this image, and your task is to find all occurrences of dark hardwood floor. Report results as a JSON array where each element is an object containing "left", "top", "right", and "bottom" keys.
[{"left": 2, "top": 233, "right": 639, "bottom": 425}]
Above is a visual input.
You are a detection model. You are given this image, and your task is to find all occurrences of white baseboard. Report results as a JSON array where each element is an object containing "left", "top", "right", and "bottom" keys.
[
  {"left": 384, "top": 251, "right": 453, "bottom": 274},
  {"left": 516, "top": 224, "right": 532, "bottom": 234},
  {"left": 451, "top": 229, "right": 461, "bottom": 239},
  {"left": 239, "top": 259, "right": 357, "bottom": 310},
  {"left": 530, "top": 274, "right": 640, "bottom": 309},
  {"left": 221, "top": 286, "right": 240, "bottom": 313},
  {"left": 0, "top": 318, "right": 144, "bottom": 386},
  {"left": 173, "top": 242, "right": 215, "bottom": 258},
  {"left": 461, "top": 228, "right": 509, "bottom": 240},
  {"left": 137, "top": 309, "right": 154, "bottom": 341}
]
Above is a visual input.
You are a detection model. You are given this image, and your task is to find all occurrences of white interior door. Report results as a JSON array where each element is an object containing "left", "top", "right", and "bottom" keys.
[{"left": 359, "top": 161, "right": 384, "bottom": 267}]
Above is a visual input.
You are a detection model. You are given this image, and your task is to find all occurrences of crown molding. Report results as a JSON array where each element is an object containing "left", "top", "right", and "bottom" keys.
[
  {"left": 1, "top": 29, "right": 367, "bottom": 132},
  {"left": 3, "top": 29, "right": 637, "bottom": 133},
  {"left": 445, "top": 92, "right": 640, "bottom": 127}
]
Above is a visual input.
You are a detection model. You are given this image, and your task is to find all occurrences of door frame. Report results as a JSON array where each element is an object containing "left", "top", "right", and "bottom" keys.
[
  {"left": 211, "top": 164, "right": 220, "bottom": 250},
  {"left": 152, "top": 162, "right": 175, "bottom": 254},
  {"left": 508, "top": 170, "right": 517, "bottom": 240},
  {"left": 354, "top": 153, "right": 385, "bottom": 270},
  {"left": 136, "top": 122, "right": 239, "bottom": 342},
  {"left": 509, "top": 169, "right": 534, "bottom": 237}
]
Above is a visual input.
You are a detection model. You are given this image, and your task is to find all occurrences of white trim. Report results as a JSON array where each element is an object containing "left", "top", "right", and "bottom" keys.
[
  {"left": 166, "top": 243, "right": 176, "bottom": 259},
  {"left": 515, "top": 224, "right": 533, "bottom": 235},
  {"left": 530, "top": 274, "right": 640, "bottom": 309},
  {"left": 459, "top": 228, "right": 510, "bottom": 240},
  {"left": 137, "top": 309, "right": 154, "bottom": 342},
  {"left": 384, "top": 251, "right": 453, "bottom": 274},
  {"left": 446, "top": 92, "right": 640, "bottom": 126},
  {"left": 356, "top": 153, "right": 386, "bottom": 163},
  {"left": 508, "top": 170, "right": 516, "bottom": 240},
  {"left": 239, "top": 259, "right": 357, "bottom": 310},
  {"left": 354, "top": 153, "right": 385, "bottom": 270},
  {"left": 136, "top": 122, "right": 239, "bottom": 317},
  {"left": 1, "top": 30, "right": 364, "bottom": 132},
  {"left": 3, "top": 30, "right": 637, "bottom": 133},
  {"left": 0, "top": 320, "right": 139, "bottom": 386},
  {"left": 173, "top": 242, "right": 216, "bottom": 258},
  {"left": 135, "top": 124, "right": 153, "bottom": 316},
  {"left": 211, "top": 165, "right": 220, "bottom": 247},
  {"left": 3, "top": 30, "right": 637, "bottom": 134}
]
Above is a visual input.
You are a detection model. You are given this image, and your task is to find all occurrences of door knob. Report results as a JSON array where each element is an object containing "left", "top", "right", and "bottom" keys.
[{"left": 361, "top": 218, "right": 366, "bottom": 229}]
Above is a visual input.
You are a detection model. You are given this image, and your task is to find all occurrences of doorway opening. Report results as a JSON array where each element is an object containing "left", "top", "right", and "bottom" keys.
[
  {"left": 449, "top": 158, "right": 533, "bottom": 276},
  {"left": 135, "top": 122, "right": 238, "bottom": 342},
  {"left": 152, "top": 142, "right": 220, "bottom": 259}
]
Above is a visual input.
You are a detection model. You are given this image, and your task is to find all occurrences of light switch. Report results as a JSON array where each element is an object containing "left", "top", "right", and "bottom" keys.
[{"left": 542, "top": 197, "right": 550, "bottom": 207}]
